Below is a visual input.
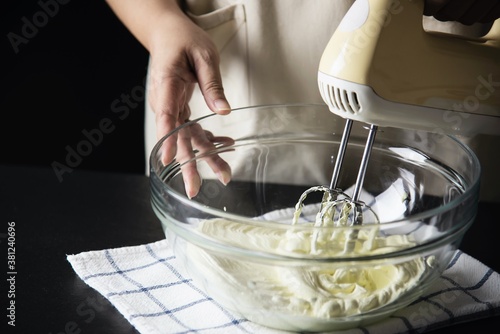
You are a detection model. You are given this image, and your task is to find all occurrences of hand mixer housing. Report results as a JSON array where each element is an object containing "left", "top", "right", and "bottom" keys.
[{"left": 318, "top": 0, "right": 500, "bottom": 136}]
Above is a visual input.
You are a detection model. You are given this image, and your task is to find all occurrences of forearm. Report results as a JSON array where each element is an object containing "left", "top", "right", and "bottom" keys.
[{"left": 105, "top": 0, "right": 186, "bottom": 52}]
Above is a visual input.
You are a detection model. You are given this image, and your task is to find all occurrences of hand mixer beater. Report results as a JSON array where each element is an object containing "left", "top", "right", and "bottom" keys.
[{"left": 295, "top": 0, "right": 500, "bottom": 230}]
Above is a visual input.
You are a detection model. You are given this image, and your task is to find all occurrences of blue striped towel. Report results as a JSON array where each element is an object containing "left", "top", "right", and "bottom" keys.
[{"left": 67, "top": 238, "right": 500, "bottom": 334}]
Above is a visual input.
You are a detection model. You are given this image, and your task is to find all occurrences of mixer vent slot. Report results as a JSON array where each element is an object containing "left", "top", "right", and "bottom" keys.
[{"left": 320, "top": 82, "right": 361, "bottom": 115}]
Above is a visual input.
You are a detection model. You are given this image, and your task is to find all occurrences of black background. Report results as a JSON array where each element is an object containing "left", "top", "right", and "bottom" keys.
[{"left": 1, "top": 0, "right": 149, "bottom": 176}]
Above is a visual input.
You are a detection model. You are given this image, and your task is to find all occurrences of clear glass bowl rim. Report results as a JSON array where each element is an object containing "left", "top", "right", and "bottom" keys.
[{"left": 150, "top": 103, "right": 481, "bottom": 230}]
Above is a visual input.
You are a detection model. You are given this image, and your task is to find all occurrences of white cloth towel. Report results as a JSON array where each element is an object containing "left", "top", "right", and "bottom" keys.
[{"left": 67, "top": 238, "right": 500, "bottom": 334}]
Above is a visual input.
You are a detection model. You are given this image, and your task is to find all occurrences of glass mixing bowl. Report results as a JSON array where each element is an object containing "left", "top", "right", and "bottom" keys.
[{"left": 150, "top": 104, "right": 480, "bottom": 332}]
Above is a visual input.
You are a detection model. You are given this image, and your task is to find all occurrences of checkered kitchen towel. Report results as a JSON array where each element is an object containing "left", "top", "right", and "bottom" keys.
[{"left": 67, "top": 237, "right": 500, "bottom": 334}]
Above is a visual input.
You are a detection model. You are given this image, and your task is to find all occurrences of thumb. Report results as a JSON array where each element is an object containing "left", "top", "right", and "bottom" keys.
[{"left": 194, "top": 51, "right": 232, "bottom": 115}]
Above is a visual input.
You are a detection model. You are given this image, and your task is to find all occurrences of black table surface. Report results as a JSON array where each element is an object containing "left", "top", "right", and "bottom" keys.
[{"left": 1, "top": 164, "right": 499, "bottom": 333}]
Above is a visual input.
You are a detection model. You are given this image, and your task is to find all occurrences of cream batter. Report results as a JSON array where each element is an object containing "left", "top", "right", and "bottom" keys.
[{"left": 186, "top": 216, "right": 428, "bottom": 328}]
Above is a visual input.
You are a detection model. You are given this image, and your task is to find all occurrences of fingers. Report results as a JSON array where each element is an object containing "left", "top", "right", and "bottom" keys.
[
  {"left": 190, "top": 125, "right": 233, "bottom": 186},
  {"left": 176, "top": 122, "right": 234, "bottom": 199},
  {"left": 149, "top": 35, "right": 229, "bottom": 169},
  {"left": 190, "top": 48, "right": 232, "bottom": 115},
  {"left": 145, "top": 15, "right": 232, "bottom": 198},
  {"left": 177, "top": 124, "right": 201, "bottom": 199},
  {"left": 150, "top": 73, "right": 193, "bottom": 165}
]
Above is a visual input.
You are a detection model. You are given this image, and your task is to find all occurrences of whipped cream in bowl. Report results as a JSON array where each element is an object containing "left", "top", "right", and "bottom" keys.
[
  {"left": 178, "top": 214, "right": 434, "bottom": 331},
  {"left": 150, "top": 104, "right": 480, "bottom": 332}
]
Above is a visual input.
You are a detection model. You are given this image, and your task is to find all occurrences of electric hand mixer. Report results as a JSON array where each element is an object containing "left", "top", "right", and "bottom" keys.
[{"left": 295, "top": 0, "right": 500, "bottom": 228}]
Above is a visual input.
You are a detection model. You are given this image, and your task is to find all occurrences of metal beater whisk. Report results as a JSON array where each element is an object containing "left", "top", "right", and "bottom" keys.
[
  {"left": 329, "top": 120, "right": 378, "bottom": 226},
  {"left": 293, "top": 119, "right": 378, "bottom": 225},
  {"left": 292, "top": 120, "right": 379, "bottom": 253}
]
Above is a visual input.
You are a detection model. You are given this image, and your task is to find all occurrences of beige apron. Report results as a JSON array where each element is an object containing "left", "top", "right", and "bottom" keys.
[{"left": 145, "top": 0, "right": 498, "bottom": 201}]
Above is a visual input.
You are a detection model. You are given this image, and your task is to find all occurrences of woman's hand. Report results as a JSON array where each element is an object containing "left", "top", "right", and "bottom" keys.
[
  {"left": 147, "top": 10, "right": 231, "bottom": 157},
  {"left": 147, "top": 12, "right": 233, "bottom": 198},
  {"left": 106, "top": 0, "right": 232, "bottom": 198}
]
